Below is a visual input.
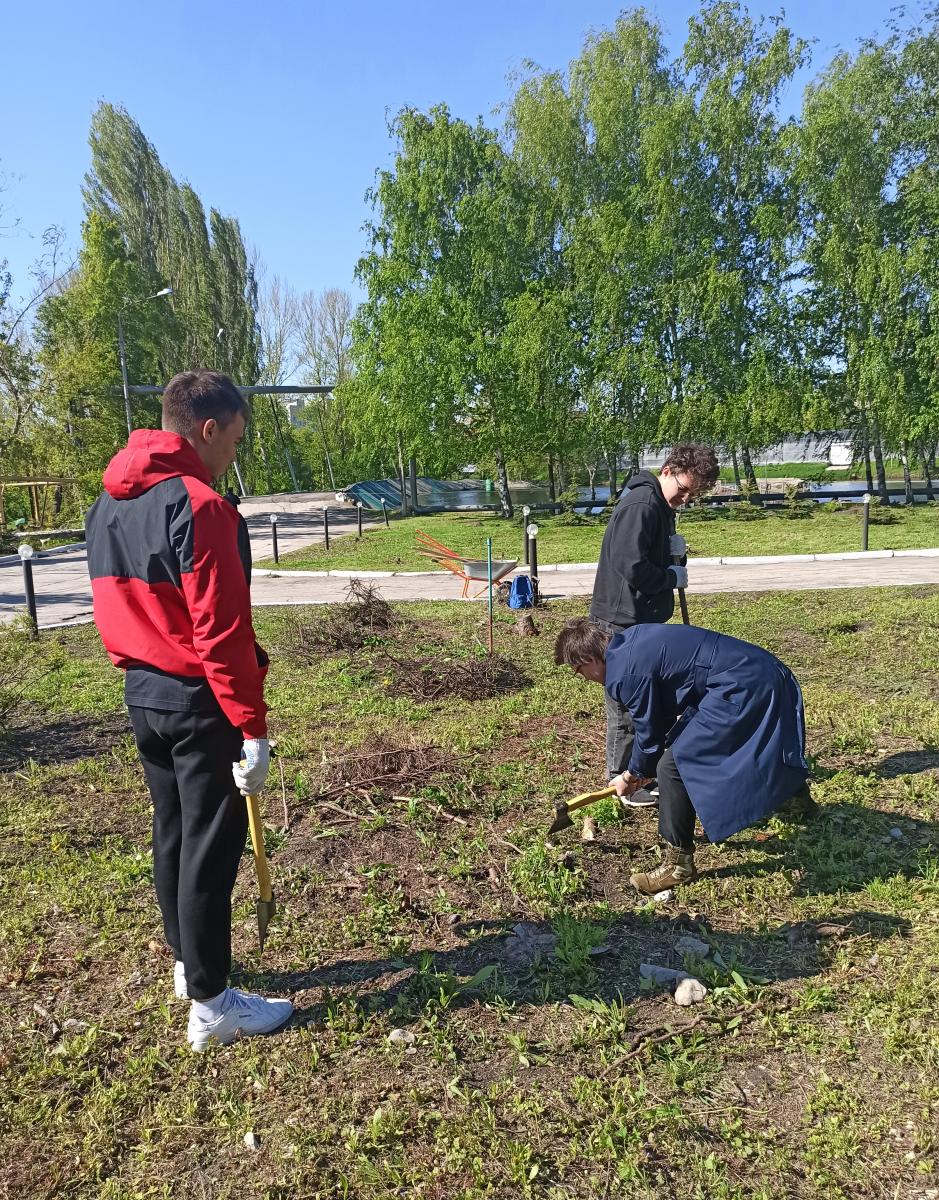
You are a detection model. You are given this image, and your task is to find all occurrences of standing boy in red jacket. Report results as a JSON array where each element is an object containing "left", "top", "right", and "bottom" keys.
[{"left": 86, "top": 370, "right": 292, "bottom": 1050}]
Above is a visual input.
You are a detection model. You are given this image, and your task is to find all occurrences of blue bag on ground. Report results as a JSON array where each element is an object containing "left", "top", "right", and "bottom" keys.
[{"left": 508, "top": 575, "right": 534, "bottom": 609}]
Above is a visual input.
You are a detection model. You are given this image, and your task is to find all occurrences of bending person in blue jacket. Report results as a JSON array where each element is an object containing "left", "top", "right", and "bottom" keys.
[{"left": 555, "top": 617, "right": 814, "bottom": 894}]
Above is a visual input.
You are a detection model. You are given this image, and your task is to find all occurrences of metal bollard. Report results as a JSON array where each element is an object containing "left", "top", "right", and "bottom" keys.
[
  {"left": 381, "top": 497, "right": 390, "bottom": 528},
  {"left": 269, "top": 513, "right": 279, "bottom": 564},
  {"left": 323, "top": 506, "right": 330, "bottom": 551},
  {"left": 862, "top": 492, "right": 871, "bottom": 551},
  {"left": 356, "top": 501, "right": 363, "bottom": 539},
  {"left": 18, "top": 543, "right": 38, "bottom": 636},
  {"left": 527, "top": 522, "right": 540, "bottom": 605},
  {"left": 522, "top": 505, "right": 531, "bottom": 565}
]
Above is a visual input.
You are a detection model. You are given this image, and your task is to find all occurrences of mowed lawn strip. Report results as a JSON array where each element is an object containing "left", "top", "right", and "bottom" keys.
[
  {"left": 258, "top": 504, "right": 939, "bottom": 572},
  {"left": 0, "top": 586, "right": 937, "bottom": 1197}
]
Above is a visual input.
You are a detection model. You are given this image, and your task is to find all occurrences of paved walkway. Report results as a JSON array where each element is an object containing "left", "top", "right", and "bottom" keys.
[{"left": 1, "top": 490, "right": 937, "bottom": 628}]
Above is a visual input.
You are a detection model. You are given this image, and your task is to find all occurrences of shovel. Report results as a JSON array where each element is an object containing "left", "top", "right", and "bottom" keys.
[
  {"left": 547, "top": 784, "right": 619, "bottom": 837},
  {"left": 245, "top": 792, "right": 276, "bottom": 952}
]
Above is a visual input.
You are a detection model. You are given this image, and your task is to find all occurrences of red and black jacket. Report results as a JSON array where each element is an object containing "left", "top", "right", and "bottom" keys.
[{"left": 86, "top": 430, "right": 268, "bottom": 738}]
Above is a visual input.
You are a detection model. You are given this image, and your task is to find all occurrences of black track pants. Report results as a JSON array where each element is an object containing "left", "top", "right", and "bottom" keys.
[
  {"left": 656, "top": 748, "right": 696, "bottom": 851},
  {"left": 128, "top": 706, "right": 246, "bottom": 1000}
]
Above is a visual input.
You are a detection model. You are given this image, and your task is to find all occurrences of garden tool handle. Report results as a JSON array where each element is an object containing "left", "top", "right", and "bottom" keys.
[
  {"left": 565, "top": 785, "right": 619, "bottom": 816},
  {"left": 245, "top": 792, "right": 273, "bottom": 904},
  {"left": 672, "top": 553, "right": 690, "bottom": 625}
]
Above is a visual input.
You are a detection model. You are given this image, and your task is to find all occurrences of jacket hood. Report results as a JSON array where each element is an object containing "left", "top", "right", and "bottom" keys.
[
  {"left": 623, "top": 469, "right": 663, "bottom": 497},
  {"left": 102, "top": 430, "right": 213, "bottom": 499}
]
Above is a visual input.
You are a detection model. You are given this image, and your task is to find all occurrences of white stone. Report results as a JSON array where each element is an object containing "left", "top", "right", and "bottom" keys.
[
  {"left": 652, "top": 889, "right": 674, "bottom": 903},
  {"left": 244, "top": 1132, "right": 261, "bottom": 1150},
  {"left": 388, "top": 1028, "right": 416, "bottom": 1046},
  {"left": 674, "top": 978, "right": 708, "bottom": 1006}
]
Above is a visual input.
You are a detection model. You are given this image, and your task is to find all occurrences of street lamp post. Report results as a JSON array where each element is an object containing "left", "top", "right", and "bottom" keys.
[{"left": 118, "top": 288, "right": 173, "bottom": 437}]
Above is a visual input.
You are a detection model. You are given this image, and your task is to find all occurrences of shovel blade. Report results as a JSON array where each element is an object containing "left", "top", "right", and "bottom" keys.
[
  {"left": 547, "top": 805, "right": 573, "bottom": 836},
  {"left": 256, "top": 895, "right": 277, "bottom": 953}
]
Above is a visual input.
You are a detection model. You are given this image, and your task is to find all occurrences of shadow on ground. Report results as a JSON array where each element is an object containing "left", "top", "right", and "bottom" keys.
[
  {"left": 237, "top": 799, "right": 929, "bottom": 1029},
  {"left": 0, "top": 711, "right": 131, "bottom": 770}
]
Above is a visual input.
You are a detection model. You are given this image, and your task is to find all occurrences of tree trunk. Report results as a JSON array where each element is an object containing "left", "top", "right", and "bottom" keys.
[
  {"left": 408, "top": 456, "right": 418, "bottom": 513},
  {"left": 901, "top": 441, "right": 914, "bottom": 505},
  {"left": 919, "top": 442, "right": 934, "bottom": 501},
  {"left": 740, "top": 445, "right": 759, "bottom": 495},
  {"left": 396, "top": 433, "right": 408, "bottom": 517},
  {"left": 547, "top": 454, "right": 556, "bottom": 502},
  {"left": 861, "top": 424, "right": 874, "bottom": 495},
  {"left": 607, "top": 452, "right": 618, "bottom": 498},
  {"left": 586, "top": 465, "right": 597, "bottom": 504},
  {"left": 257, "top": 431, "right": 274, "bottom": 494},
  {"left": 872, "top": 435, "right": 889, "bottom": 505},
  {"left": 629, "top": 446, "right": 640, "bottom": 478},
  {"left": 494, "top": 446, "right": 514, "bottom": 518},
  {"left": 557, "top": 456, "right": 567, "bottom": 495},
  {"left": 730, "top": 447, "right": 742, "bottom": 490}
]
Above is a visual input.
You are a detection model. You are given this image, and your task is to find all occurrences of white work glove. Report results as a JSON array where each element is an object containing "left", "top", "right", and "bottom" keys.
[
  {"left": 670, "top": 533, "right": 687, "bottom": 558},
  {"left": 668, "top": 564, "right": 688, "bottom": 589},
  {"left": 233, "top": 738, "right": 270, "bottom": 795}
]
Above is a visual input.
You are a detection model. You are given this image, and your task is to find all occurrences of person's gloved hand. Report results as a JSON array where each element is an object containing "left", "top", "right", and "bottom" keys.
[
  {"left": 233, "top": 738, "right": 270, "bottom": 795},
  {"left": 670, "top": 533, "right": 687, "bottom": 558},
  {"left": 668, "top": 564, "right": 688, "bottom": 589}
]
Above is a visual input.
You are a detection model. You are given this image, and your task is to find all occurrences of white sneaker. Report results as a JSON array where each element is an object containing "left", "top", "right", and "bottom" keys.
[
  {"left": 187, "top": 988, "right": 293, "bottom": 1051},
  {"left": 620, "top": 788, "right": 659, "bottom": 809},
  {"left": 174, "top": 961, "right": 189, "bottom": 1000}
]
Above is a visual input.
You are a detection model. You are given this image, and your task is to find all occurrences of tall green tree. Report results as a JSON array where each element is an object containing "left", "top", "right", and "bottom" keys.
[{"left": 37, "top": 213, "right": 174, "bottom": 500}]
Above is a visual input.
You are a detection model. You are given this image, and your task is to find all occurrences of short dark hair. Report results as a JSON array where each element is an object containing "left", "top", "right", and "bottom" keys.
[
  {"left": 554, "top": 617, "right": 611, "bottom": 668},
  {"left": 162, "top": 370, "right": 248, "bottom": 437},
  {"left": 663, "top": 443, "right": 720, "bottom": 489}
]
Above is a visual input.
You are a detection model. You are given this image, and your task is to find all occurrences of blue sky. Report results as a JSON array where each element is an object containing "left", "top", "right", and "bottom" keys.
[{"left": 2, "top": 0, "right": 896, "bottom": 307}]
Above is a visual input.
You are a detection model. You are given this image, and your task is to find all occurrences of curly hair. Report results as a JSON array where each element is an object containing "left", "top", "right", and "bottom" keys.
[{"left": 663, "top": 443, "right": 720, "bottom": 488}]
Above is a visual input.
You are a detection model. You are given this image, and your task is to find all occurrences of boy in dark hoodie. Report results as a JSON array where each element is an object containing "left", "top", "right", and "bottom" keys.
[
  {"left": 589, "top": 443, "right": 720, "bottom": 800},
  {"left": 86, "top": 370, "right": 293, "bottom": 1050}
]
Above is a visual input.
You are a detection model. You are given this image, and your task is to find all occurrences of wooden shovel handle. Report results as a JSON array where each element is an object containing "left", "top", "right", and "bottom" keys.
[{"left": 245, "top": 793, "right": 273, "bottom": 903}]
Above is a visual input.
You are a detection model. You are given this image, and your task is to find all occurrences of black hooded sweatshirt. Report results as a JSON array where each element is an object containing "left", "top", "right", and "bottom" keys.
[{"left": 589, "top": 470, "right": 676, "bottom": 628}]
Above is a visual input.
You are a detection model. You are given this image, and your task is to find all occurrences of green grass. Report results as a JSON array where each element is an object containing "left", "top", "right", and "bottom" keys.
[
  {"left": 1, "top": 587, "right": 938, "bottom": 1196},
  {"left": 260, "top": 503, "right": 939, "bottom": 571},
  {"left": 716, "top": 458, "right": 916, "bottom": 483}
]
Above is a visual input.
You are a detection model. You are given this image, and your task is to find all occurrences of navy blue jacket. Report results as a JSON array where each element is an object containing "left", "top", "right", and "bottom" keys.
[{"left": 605, "top": 623, "right": 808, "bottom": 842}]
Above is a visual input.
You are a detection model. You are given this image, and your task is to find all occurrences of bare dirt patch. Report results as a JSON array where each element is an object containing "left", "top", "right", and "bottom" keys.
[
  {"left": 378, "top": 650, "right": 530, "bottom": 701},
  {"left": 0, "top": 711, "right": 131, "bottom": 771}
]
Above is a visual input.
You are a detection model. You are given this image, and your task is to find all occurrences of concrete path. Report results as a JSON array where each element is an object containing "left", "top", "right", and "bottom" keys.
[
  {"left": 1, "top": 488, "right": 937, "bottom": 629},
  {"left": 2, "top": 544, "right": 938, "bottom": 630}
]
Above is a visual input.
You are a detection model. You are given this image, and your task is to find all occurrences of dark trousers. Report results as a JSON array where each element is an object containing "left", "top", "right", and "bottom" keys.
[
  {"left": 592, "top": 617, "right": 635, "bottom": 778},
  {"left": 604, "top": 689, "right": 635, "bottom": 779},
  {"left": 128, "top": 706, "right": 246, "bottom": 1000},
  {"left": 656, "top": 748, "right": 696, "bottom": 851}
]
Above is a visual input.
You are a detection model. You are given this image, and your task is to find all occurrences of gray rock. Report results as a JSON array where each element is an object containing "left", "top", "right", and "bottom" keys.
[
  {"left": 674, "top": 978, "right": 708, "bottom": 1006},
  {"left": 888, "top": 827, "right": 904, "bottom": 840},
  {"left": 640, "top": 963, "right": 691, "bottom": 985},
  {"left": 388, "top": 1028, "right": 416, "bottom": 1046},
  {"left": 675, "top": 935, "right": 710, "bottom": 958}
]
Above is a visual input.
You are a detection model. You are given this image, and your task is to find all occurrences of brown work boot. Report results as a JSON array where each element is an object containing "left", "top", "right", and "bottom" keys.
[
  {"left": 779, "top": 783, "right": 818, "bottom": 820},
  {"left": 630, "top": 844, "right": 697, "bottom": 895}
]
